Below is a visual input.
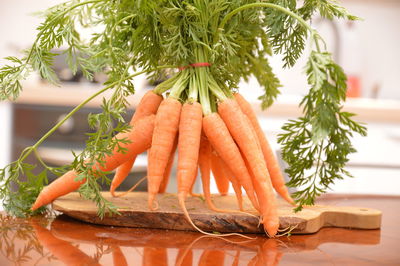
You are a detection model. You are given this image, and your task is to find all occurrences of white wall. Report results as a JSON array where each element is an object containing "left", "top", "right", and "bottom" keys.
[
  {"left": 0, "top": 102, "right": 11, "bottom": 168},
  {"left": 342, "top": 0, "right": 400, "bottom": 99},
  {"left": 0, "top": 0, "right": 65, "bottom": 161},
  {"left": 0, "top": 0, "right": 64, "bottom": 60},
  {"left": 241, "top": 0, "right": 400, "bottom": 101}
]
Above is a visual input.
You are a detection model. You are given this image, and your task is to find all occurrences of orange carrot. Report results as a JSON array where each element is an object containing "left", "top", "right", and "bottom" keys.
[
  {"left": 216, "top": 154, "right": 244, "bottom": 211},
  {"left": 175, "top": 103, "right": 251, "bottom": 238},
  {"left": 31, "top": 115, "right": 156, "bottom": 211},
  {"left": 110, "top": 90, "right": 163, "bottom": 196},
  {"left": 202, "top": 113, "right": 260, "bottom": 212},
  {"left": 110, "top": 154, "right": 137, "bottom": 196},
  {"left": 147, "top": 98, "right": 182, "bottom": 210},
  {"left": 131, "top": 90, "right": 163, "bottom": 122},
  {"left": 159, "top": 135, "right": 178, "bottom": 193},
  {"left": 177, "top": 101, "right": 202, "bottom": 214},
  {"left": 210, "top": 150, "right": 229, "bottom": 196},
  {"left": 30, "top": 220, "right": 101, "bottom": 266},
  {"left": 218, "top": 98, "right": 279, "bottom": 237},
  {"left": 234, "top": 93, "right": 294, "bottom": 205},
  {"left": 97, "top": 114, "right": 156, "bottom": 172},
  {"left": 198, "top": 134, "right": 235, "bottom": 213},
  {"left": 198, "top": 134, "right": 213, "bottom": 211},
  {"left": 188, "top": 165, "right": 200, "bottom": 197}
]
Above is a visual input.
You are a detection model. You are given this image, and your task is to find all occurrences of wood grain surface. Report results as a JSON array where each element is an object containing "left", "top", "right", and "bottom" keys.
[{"left": 52, "top": 192, "right": 381, "bottom": 234}]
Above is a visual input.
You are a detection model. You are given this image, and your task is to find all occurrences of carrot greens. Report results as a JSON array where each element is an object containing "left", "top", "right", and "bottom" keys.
[{"left": 0, "top": 0, "right": 366, "bottom": 217}]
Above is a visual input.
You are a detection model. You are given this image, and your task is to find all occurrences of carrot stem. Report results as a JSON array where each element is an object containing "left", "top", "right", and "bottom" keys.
[
  {"left": 188, "top": 68, "right": 199, "bottom": 102},
  {"left": 153, "top": 73, "right": 181, "bottom": 95},
  {"left": 169, "top": 70, "right": 190, "bottom": 100},
  {"left": 192, "top": 47, "right": 214, "bottom": 116},
  {"left": 208, "top": 75, "right": 227, "bottom": 101}
]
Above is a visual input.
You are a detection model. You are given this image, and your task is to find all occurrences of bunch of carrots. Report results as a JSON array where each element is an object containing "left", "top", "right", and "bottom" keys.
[
  {"left": 0, "top": 0, "right": 363, "bottom": 240},
  {"left": 31, "top": 55, "right": 295, "bottom": 237}
]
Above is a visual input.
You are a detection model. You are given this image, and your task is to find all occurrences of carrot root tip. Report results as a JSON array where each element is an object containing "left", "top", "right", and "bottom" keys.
[{"left": 148, "top": 194, "right": 159, "bottom": 211}]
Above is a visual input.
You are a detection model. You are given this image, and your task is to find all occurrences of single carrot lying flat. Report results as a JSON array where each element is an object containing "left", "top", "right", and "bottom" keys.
[
  {"left": 31, "top": 114, "right": 156, "bottom": 211},
  {"left": 234, "top": 93, "right": 294, "bottom": 205}
]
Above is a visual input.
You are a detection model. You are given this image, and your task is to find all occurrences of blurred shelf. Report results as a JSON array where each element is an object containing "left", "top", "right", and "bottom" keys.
[
  {"left": 14, "top": 81, "right": 148, "bottom": 108},
  {"left": 253, "top": 95, "right": 400, "bottom": 123},
  {"left": 12, "top": 81, "right": 400, "bottom": 123},
  {"left": 37, "top": 146, "right": 147, "bottom": 172}
]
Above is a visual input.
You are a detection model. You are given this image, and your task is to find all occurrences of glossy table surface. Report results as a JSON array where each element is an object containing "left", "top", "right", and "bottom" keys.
[{"left": 0, "top": 194, "right": 398, "bottom": 265}]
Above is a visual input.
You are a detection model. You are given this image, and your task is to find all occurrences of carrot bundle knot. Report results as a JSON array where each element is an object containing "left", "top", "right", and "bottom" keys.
[{"left": 178, "top": 62, "right": 211, "bottom": 71}]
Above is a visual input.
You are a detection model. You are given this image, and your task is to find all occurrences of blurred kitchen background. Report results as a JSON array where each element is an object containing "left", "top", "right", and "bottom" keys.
[{"left": 1, "top": 0, "right": 400, "bottom": 200}]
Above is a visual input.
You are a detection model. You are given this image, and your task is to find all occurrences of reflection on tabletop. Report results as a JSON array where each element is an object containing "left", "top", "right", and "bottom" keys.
[{"left": 0, "top": 211, "right": 380, "bottom": 266}]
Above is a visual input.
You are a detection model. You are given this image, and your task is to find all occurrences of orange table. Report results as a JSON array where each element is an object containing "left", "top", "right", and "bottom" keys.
[{"left": 0, "top": 194, "right": 398, "bottom": 265}]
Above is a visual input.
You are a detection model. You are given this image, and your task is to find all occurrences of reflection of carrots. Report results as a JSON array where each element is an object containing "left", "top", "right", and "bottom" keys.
[
  {"left": 143, "top": 247, "right": 168, "bottom": 266},
  {"left": 260, "top": 240, "right": 280, "bottom": 266},
  {"left": 232, "top": 250, "right": 240, "bottom": 266},
  {"left": 198, "top": 250, "right": 225, "bottom": 266},
  {"left": 248, "top": 240, "right": 282, "bottom": 266},
  {"left": 112, "top": 245, "right": 128, "bottom": 266},
  {"left": 30, "top": 219, "right": 101, "bottom": 266},
  {"left": 175, "top": 249, "right": 192, "bottom": 266}
]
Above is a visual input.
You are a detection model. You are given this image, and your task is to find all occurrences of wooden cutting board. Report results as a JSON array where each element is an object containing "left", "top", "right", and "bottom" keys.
[{"left": 52, "top": 192, "right": 381, "bottom": 234}]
